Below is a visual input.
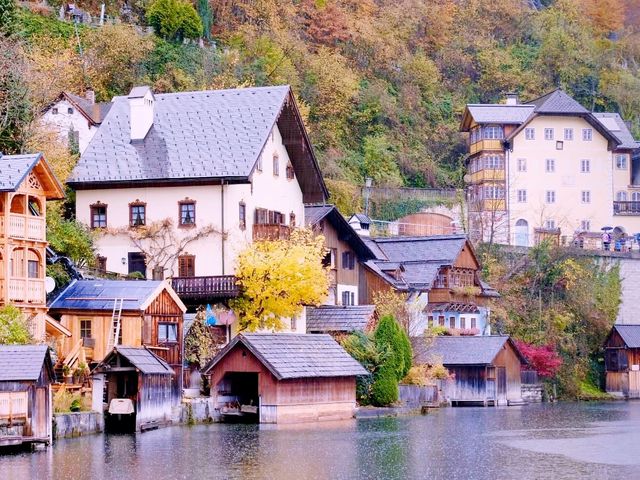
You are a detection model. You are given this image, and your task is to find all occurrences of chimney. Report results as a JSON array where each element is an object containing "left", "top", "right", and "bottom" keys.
[
  {"left": 85, "top": 89, "right": 95, "bottom": 104},
  {"left": 505, "top": 92, "right": 518, "bottom": 106},
  {"left": 128, "top": 86, "right": 155, "bottom": 142}
]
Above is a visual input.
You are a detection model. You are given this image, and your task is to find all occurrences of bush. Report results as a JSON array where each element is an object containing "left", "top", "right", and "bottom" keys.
[
  {"left": 371, "top": 364, "right": 399, "bottom": 406},
  {"left": 146, "top": 0, "right": 203, "bottom": 42},
  {"left": 0, "top": 305, "right": 32, "bottom": 344},
  {"left": 53, "top": 389, "right": 90, "bottom": 413},
  {"left": 402, "top": 365, "right": 430, "bottom": 386},
  {"left": 340, "top": 331, "right": 387, "bottom": 405},
  {"left": 374, "top": 314, "right": 411, "bottom": 381}
]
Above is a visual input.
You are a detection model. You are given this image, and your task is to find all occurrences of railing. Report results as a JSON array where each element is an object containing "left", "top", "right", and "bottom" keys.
[
  {"left": 470, "top": 139, "right": 504, "bottom": 155},
  {"left": 364, "top": 186, "right": 459, "bottom": 202},
  {"left": 7, "top": 214, "right": 46, "bottom": 241},
  {"left": 0, "top": 391, "right": 28, "bottom": 422},
  {"left": 172, "top": 275, "right": 239, "bottom": 299},
  {"left": 613, "top": 201, "right": 640, "bottom": 216},
  {"left": 253, "top": 224, "right": 291, "bottom": 241},
  {"left": 467, "top": 169, "right": 505, "bottom": 184},
  {"left": 63, "top": 339, "right": 83, "bottom": 371},
  {"left": 8, "top": 278, "right": 45, "bottom": 303}
]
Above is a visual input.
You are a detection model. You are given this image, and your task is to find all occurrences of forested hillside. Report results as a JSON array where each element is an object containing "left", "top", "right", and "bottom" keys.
[{"left": 2, "top": 0, "right": 640, "bottom": 210}]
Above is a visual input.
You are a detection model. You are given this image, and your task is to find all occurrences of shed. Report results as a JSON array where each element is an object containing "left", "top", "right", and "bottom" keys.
[
  {"left": 48, "top": 279, "right": 185, "bottom": 397},
  {"left": 92, "top": 346, "right": 174, "bottom": 432},
  {"left": 0, "top": 345, "right": 54, "bottom": 447},
  {"left": 306, "top": 305, "right": 376, "bottom": 334},
  {"left": 202, "top": 333, "right": 368, "bottom": 423},
  {"left": 412, "top": 335, "right": 526, "bottom": 406},
  {"left": 604, "top": 325, "right": 640, "bottom": 398}
]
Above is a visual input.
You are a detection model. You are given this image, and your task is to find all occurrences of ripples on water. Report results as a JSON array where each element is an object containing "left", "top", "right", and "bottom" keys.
[{"left": 1, "top": 402, "right": 639, "bottom": 480}]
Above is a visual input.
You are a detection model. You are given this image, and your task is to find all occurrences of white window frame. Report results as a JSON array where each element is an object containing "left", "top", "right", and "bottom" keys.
[
  {"left": 616, "top": 154, "right": 628, "bottom": 170},
  {"left": 580, "top": 159, "right": 590, "bottom": 173},
  {"left": 546, "top": 190, "right": 556, "bottom": 203},
  {"left": 544, "top": 128, "right": 554, "bottom": 140},
  {"left": 545, "top": 159, "right": 555, "bottom": 173},
  {"left": 517, "top": 158, "right": 527, "bottom": 172},
  {"left": 525, "top": 128, "right": 535, "bottom": 140},
  {"left": 617, "top": 191, "right": 628, "bottom": 201},
  {"left": 581, "top": 191, "right": 591, "bottom": 203},
  {"left": 544, "top": 220, "right": 556, "bottom": 229},
  {"left": 517, "top": 189, "right": 527, "bottom": 203},
  {"left": 582, "top": 128, "right": 593, "bottom": 141},
  {"left": 564, "top": 128, "right": 574, "bottom": 141},
  {"left": 580, "top": 220, "right": 590, "bottom": 231}
]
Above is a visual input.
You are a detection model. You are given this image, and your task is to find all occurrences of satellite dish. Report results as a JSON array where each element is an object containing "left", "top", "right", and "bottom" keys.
[
  {"left": 463, "top": 174, "right": 471, "bottom": 183},
  {"left": 45, "top": 277, "right": 56, "bottom": 294}
]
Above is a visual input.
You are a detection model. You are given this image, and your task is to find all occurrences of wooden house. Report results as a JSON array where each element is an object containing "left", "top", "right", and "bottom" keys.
[
  {"left": 604, "top": 325, "right": 640, "bottom": 398},
  {"left": 48, "top": 279, "right": 185, "bottom": 396},
  {"left": 0, "top": 153, "right": 65, "bottom": 342},
  {"left": 92, "top": 346, "right": 175, "bottom": 432},
  {"left": 307, "top": 305, "right": 376, "bottom": 334},
  {"left": 202, "top": 333, "right": 368, "bottom": 424},
  {"left": 360, "top": 235, "right": 499, "bottom": 336},
  {"left": 412, "top": 335, "right": 526, "bottom": 406},
  {"left": 0, "top": 345, "right": 54, "bottom": 447},
  {"left": 305, "top": 204, "right": 375, "bottom": 306}
]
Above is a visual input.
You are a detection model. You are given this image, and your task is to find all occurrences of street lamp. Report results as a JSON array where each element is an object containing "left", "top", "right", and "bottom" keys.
[{"left": 364, "top": 177, "right": 373, "bottom": 216}]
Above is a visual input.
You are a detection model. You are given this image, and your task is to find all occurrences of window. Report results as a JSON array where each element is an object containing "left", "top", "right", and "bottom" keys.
[
  {"left": 544, "top": 128, "right": 554, "bottom": 140},
  {"left": 90, "top": 203, "right": 107, "bottom": 228},
  {"left": 582, "top": 128, "right": 593, "bottom": 141},
  {"left": 449, "top": 317, "right": 456, "bottom": 328},
  {"left": 525, "top": 128, "right": 535, "bottom": 140},
  {"left": 291, "top": 316, "right": 297, "bottom": 331},
  {"left": 157, "top": 323, "right": 178, "bottom": 343},
  {"left": 616, "top": 154, "right": 628, "bottom": 170},
  {"left": 239, "top": 202, "right": 246, "bottom": 230},
  {"left": 322, "top": 248, "right": 337, "bottom": 268},
  {"left": 179, "top": 201, "right": 195, "bottom": 226},
  {"left": 52, "top": 107, "right": 58, "bottom": 115},
  {"left": 580, "top": 220, "right": 591, "bottom": 231},
  {"left": 28, "top": 260, "right": 39, "bottom": 278},
  {"left": 517, "top": 158, "right": 527, "bottom": 172},
  {"left": 342, "top": 291, "right": 355, "bottom": 306},
  {"left": 617, "top": 191, "right": 628, "bottom": 201},
  {"left": 556, "top": 141, "right": 563, "bottom": 150},
  {"left": 286, "top": 163, "right": 295, "bottom": 180},
  {"left": 581, "top": 191, "right": 591, "bottom": 203},
  {"left": 484, "top": 155, "right": 504, "bottom": 169},
  {"left": 580, "top": 159, "right": 590, "bottom": 173},
  {"left": 342, "top": 251, "right": 355, "bottom": 270},
  {"left": 97, "top": 256, "right": 107, "bottom": 272},
  {"left": 632, "top": 192, "right": 640, "bottom": 201},
  {"left": 67, "top": 107, "right": 74, "bottom": 114},
  {"left": 545, "top": 220, "right": 556, "bottom": 229},
  {"left": 564, "top": 128, "right": 574, "bottom": 141},
  {"left": 256, "top": 156, "right": 263, "bottom": 172},
  {"left": 471, "top": 318, "right": 477, "bottom": 329},
  {"left": 178, "top": 255, "right": 195, "bottom": 277},
  {"left": 289, "top": 212, "right": 296, "bottom": 227},
  {"left": 484, "top": 185, "right": 505, "bottom": 199},
  {"left": 546, "top": 191, "right": 556, "bottom": 203},
  {"left": 80, "top": 319, "right": 92, "bottom": 339},
  {"left": 545, "top": 159, "right": 555, "bottom": 172},
  {"left": 460, "top": 317, "right": 466, "bottom": 329},
  {"left": 129, "top": 202, "right": 146, "bottom": 227},
  {"left": 482, "top": 125, "right": 503, "bottom": 140},
  {"left": 517, "top": 189, "right": 527, "bottom": 203},
  {"left": 273, "top": 154, "right": 280, "bottom": 176},
  {"left": 428, "top": 316, "right": 434, "bottom": 328},
  {"left": 438, "top": 316, "right": 445, "bottom": 326}
]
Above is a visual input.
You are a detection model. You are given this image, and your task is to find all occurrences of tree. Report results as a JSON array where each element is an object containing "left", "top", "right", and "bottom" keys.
[
  {"left": 0, "top": 305, "right": 32, "bottom": 344},
  {"left": 147, "top": 0, "right": 203, "bottom": 42},
  {"left": 514, "top": 340, "right": 562, "bottom": 378},
  {"left": 0, "top": 0, "right": 16, "bottom": 36},
  {"left": 196, "top": 0, "right": 212, "bottom": 41},
  {"left": 0, "top": 37, "right": 32, "bottom": 153},
  {"left": 374, "top": 315, "right": 412, "bottom": 381},
  {"left": 230, "top": 228, "right": 329, "bottom": 331},
  {"left": 184, "top": 305, "right": 223, "bottom": 369},
  {"left": 46, "top": 202, "right": 96, "bottom": 268},
  {"left": 340, "top": 331, "right": 387, "bottom": 404}
]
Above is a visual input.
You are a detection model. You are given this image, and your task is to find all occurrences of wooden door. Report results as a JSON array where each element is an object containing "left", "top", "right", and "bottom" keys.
[
  {"left": 128, "top": 252, "right": 146, "bottom": 277},
  {"left": 33, "top": 387, "right": 48, "bottom": 439},
  {"left": 178, "top": 255, "right": 195, "bottom": 277},
  {"left": 497, "top": 367, "right": 507, "bottom": 404},
  {"left": 629, "top": 371, "right": 640, "bottom": 398}
]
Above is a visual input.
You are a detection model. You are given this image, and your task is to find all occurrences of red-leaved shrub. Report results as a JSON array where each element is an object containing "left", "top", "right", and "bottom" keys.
[{"left": 514, "top": 341, "right": 563, "bottom": 378}]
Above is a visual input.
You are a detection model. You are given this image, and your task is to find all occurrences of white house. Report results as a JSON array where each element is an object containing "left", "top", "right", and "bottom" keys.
[
  {"left": 67, "top": 85, "right": 328, "bottom": 333},
  {"left": 40, "top": 91, "right": 112, "bottom": 154}
]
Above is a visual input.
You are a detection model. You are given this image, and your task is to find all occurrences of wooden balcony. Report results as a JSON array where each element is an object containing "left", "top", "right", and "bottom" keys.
[
  {"left": 470, "top": 139, "right": 504, "bottom": 155},
  {"left": 253, "top": 224, "right": 291, "bottom": 241},
  {"left": 613, "top": 201, "right": 640, "bottom": 216},
  {"left": 3, "top": 214, "right": 46, "bottom": 241},
  {"left": 7, "top": 278, "right": 45, "bottom": 304},
  {"left": 171, "top": 275, "right": 239, "bottom": 300},
  {"left": 468, "top": 169, "right": 505, "bottom": 184}
]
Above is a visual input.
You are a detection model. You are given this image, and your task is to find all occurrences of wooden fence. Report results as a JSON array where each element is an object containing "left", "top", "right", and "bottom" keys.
[{"left": 0, "top": 391, "right": 28, "bottom": 422}]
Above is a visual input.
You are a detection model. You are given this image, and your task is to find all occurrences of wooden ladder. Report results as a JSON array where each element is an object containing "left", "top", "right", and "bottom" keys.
[{"left": 107, "top": 298, "right": 124, "bottom": 352}]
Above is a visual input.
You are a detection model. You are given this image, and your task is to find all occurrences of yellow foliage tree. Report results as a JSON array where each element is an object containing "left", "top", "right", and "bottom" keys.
[{"left": 230, "top": 228, "right": 329, "bottom": 331}]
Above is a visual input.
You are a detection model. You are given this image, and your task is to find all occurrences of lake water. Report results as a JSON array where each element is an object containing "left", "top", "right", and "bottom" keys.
[{"left": 2, "top": 402, "right": 640, "bottom": 479}]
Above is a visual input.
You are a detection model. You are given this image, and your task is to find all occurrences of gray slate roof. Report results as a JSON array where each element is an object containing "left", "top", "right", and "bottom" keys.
[
  {"left": 613, "top": 325, "right": 640, "bottom": 348},
  {"left": 49, "top": 279, "right": 164, "bottom": 312},
  {"left": 0, "top": 345, "right": 52, "bottom": 381},
  {"left": 304, "top": 204, "right": 334, "bottom": 226},
  {"left": 528, "top": 89, "right": 589, "bottom": 114},
  {"left": 204, "top": 333, "right": 368, "bottom": 379},
  {"left": 106, "top": 347, "right": 173, "bottom": 375},
  {"left": 412, "top": 335, "right": 525, "bottom": 366},
  {"left": 307, "top": 305, "right": 375, "bottom": 333},
  {"left": 64, "top": 92, "right": 112, "bottom": 125},
  {"left": 372, "top": 235, "right": 468, "bottom": 264},
  {"left": 69, "top": 85, "right": 292, "bottom": 184},
  {"left": 0, "top": 153, "right": 42, "bottom": 192},
  {"left": 594, "top": 113, "right": 639, "bottom": 150},
  {"left": 464, "top": 105, "right": 534, "bottom": 124}
]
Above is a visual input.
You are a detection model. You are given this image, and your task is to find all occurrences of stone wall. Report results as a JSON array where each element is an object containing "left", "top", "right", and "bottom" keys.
[
  {"left": 53, "top": 411, "right": 103, "bottom": 439},
  {"left": 521, "top": 384, "right": 543, "bottom": 403},
  {"left": 178, "top": 397, "right": 219, "bottom": 424}
]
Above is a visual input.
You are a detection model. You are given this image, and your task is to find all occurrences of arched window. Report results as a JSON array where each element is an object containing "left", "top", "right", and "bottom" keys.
[
  {"left": 632, "top": 192, "right": 640, "bottom": 202},
  {"left": 514, "top": 219, "right": 529, "bottom": 247},
  {"left": 27, "top": 249, "right": 41, "bottom": 278},
  {"left": 10, "top": 194, "right": 26, "bottom": 214},
  {"left": 616, "top": 191, "right": 628, "bottom": 201}
]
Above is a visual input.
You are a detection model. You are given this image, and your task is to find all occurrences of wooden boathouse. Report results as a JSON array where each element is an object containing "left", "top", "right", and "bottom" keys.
[
  {"left": 0, "top": 345, "right": 54, "bottom": 447},
  {"left": 412, "top": 335, "right": 526, "bottom": 406},
  {"left": 604, "top": 325, "right": 640, "bottom": 398},
  {"left": 203, "top": 333, "right": 368, "bottom": 423},
  {"left": 92, "top": 346, "right": 175, "bottom": 432}
]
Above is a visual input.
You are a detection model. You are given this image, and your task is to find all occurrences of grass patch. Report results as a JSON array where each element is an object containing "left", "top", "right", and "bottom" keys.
[{"left": 577, "top": 380, "right": 613, "bottom": 401}]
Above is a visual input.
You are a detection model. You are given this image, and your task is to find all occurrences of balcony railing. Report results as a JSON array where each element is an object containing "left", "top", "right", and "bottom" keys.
[
  {"left": 613, "top": 201, "right": 640, "bottom": 216},
  {"left": 8, "top": 278, "right": 45, "bottom": 304},
  {"left": 171, "top": 275, "right": 239, "bottom": 300},
  {"left": 6, "top": 214, "right": 46, "bottom": 241},
  {"left": 469, "top": 139, "right": 504, "bottom": 155},
  {"left": 253, "top": 224, "right": 291, "bottom": 241}
]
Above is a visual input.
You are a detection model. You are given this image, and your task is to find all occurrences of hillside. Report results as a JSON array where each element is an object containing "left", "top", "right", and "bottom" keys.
[{"left": 2, "top": 0, "right": 640, "bottom": 213}]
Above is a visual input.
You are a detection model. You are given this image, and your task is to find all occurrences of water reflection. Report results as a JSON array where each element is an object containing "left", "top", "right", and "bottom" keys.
[{"left": 1, "top": 403, "right": 639, "bottom": 480}]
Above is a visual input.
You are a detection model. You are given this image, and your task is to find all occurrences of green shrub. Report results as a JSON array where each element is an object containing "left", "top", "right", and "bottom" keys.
[
  {"left": 371, "top": 364, "right": 398, "bottom": 406},
  {"left": 374, "top": 314, "right": 411, "bottom": 381},
  {"left": 340, "top": 331, "right": 387, "bottom": 405}
]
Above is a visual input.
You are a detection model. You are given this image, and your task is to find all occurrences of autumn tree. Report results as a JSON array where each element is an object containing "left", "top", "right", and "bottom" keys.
[
  {"left": 230, "top": 228, "right": 329, "bottom": 331},
  {"left": 0, "top": 0, "right": 16, "bottom": 35},
  {"left": 184, "top": 305, "right": 224, "bottom": 369},
  {"left": 146, "top": 0, "right": 203, "bottom": 42},
  {"left": 0, "top": 305, "right": 32, "bottom": 344},
  {"left": 0, "top": 37, "right": 32, "bottom": 153}
]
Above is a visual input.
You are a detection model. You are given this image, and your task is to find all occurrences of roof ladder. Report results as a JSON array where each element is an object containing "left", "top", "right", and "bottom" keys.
[{"left": 107, "top": 298, "right": 124, "bottom": 352}]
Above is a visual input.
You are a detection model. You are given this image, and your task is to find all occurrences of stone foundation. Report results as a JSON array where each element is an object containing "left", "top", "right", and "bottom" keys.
[
  {"left": 53, "top": 411, "right": 103, "bottom": 439},
  {"left": 521, "top": 384, "right": 543, "bottom": 403}
]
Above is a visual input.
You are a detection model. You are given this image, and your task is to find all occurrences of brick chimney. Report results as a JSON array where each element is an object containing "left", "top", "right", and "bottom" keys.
[{"left": 128, "top": 86, "right": 154, "bottom": 142}]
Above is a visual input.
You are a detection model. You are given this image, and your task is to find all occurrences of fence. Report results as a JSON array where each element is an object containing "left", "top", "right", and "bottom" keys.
[
  {"left": 365, "top": 187, "right": 460, "bottom": 202},
  {"left": 521, "top": 370, "right": 539, "bottom": 385}
]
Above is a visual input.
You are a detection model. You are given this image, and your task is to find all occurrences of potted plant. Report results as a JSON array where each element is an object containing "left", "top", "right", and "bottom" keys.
[
  {"left": 62, "top": 365, "right": 73, "bottom": 384},
  {"left": 76, "top": 362, "right": 89, "bottom": 384}
]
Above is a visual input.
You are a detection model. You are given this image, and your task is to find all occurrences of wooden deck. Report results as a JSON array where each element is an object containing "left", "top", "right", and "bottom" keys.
[
  {"left": 171, "top": 275, "right": 239, "bottom": 300},
  {"left": 0, "top": 435, "right": 50, "bottom": 447}
]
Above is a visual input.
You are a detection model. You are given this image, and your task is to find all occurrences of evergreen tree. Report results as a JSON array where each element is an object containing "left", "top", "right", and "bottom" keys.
[
  {"left": 184, "top": 305, "right": 221, "bottom": 369},
  {"left": 196, "top": 0, "right": 212, "bottom": 41},
  {"left": 0, "top": 0, "right": 16, "bottom": 36}
]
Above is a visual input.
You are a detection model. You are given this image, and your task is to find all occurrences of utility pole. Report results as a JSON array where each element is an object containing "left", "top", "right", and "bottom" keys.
[{"left": 364, "top": 177, "right": 373, "bottom": 216}]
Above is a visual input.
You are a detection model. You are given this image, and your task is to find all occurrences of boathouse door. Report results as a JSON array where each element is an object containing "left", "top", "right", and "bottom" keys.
[
  {"left": 497, "top": 367, "right": 507, "bottom": 405},
  {"left": 33, "top": 387, "right": 48, "bottom": 438},
  {"left": 629, "top": 371, "right": 640, "bottom": 398}
]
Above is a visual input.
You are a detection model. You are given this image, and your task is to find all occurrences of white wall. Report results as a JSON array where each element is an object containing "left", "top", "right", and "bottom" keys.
[
  {"left": 40, "top": 98, "right": 98, "bottom": 154},
  {"left": 75, "top": 125, "right": 305, "bottom": 278}
]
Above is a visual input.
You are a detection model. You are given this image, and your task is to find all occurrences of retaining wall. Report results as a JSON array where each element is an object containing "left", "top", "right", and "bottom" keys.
[{"left": 53, "top": 411, "right": 103, "bottom": 439}]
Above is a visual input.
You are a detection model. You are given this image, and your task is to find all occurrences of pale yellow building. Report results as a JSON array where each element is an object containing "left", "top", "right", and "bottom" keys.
[{"left": 461, "top": 90, "right": 640, "bottom": 247}]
